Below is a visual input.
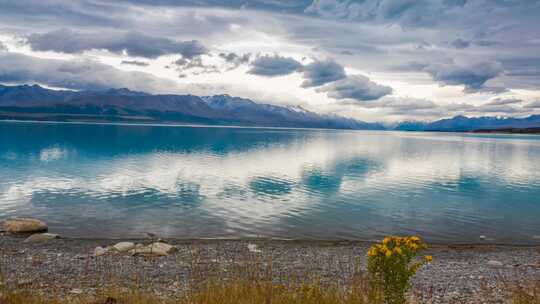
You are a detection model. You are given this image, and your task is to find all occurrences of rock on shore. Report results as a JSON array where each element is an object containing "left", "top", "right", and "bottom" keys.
[
  {"left": 2, "top": 218, "right": 48, "bottom": 233},
  {"left": 24, "top": 233, "right": 60, "bottom": 243},
  {"left": 113, "top": 242, "right": 135, "bottom": 252},
  {"left": 129, "top": 242, "right": 177, "bottom": 256}
]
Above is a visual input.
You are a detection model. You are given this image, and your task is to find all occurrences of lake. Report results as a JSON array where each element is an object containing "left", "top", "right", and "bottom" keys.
[{"left": 1, "top": 121, "right": 540, "bottom": 244}]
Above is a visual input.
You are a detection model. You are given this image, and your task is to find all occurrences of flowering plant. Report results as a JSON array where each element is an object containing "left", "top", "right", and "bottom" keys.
[{"left": 367, "top": 236, "right": 432, "bottom": 304}]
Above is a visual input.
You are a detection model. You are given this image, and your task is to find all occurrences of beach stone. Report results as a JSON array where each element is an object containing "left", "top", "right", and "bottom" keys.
[
  {"left": 2, "top": 218, "right": 48, "bottom": 233},
  {"left": 24, "top": 233, "right": 59, "bottom": 243},
  {"left": 17, "top": 279, "right": 32, "bottom": 287},
  {"left": 113, "top": 242, "right": 135, "bottom": 252},
  {"left": 94, "top": 246, "right": 108, "bottom": 257},
  {"left": 130, "top": 242, "right": 176, "bottom": 256},
  {"left": 487, "top": 260, "right": 503, "bottom": 267},
  {"left": 247, "top": 243, "right": 262, "bottom": 253}
]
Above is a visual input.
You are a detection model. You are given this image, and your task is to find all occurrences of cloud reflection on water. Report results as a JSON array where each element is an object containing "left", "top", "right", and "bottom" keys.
[{"left": 1, "top": 122, "right": 540, "bottom": 243}]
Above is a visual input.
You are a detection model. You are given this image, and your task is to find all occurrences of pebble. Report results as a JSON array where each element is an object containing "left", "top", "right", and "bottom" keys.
[
  {"left": 24, "top": 233, "right": 60, "bottom": 243},
  {"left": 130, "top": 242, "right": 177, "bottom": 256},
  {"left": 94, "top": 246, "right": 108, "bottom": 257},
  {"left": 487, "top": 260, "right": 504, "bottom": 267},
  {"left": 17, "top": 279, "right": 32, "bottom": 286},
  {"left": 69, "top": 288, "right": 83, "bottom": 294},
  {"left": 247, "top": 243, "right": 262, "bottom": 253}
]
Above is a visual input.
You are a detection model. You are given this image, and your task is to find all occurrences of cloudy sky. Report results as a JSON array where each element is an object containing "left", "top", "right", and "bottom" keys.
[{"left": 0, "top": 0, "right": 539, "bottom": 122}]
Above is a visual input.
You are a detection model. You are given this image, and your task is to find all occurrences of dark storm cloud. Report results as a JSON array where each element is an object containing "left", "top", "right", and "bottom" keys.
[
  {"left": 303, "top": 0, "right": 469, "bottom": 27},
  {"left": 301, "top": 59, "right": 346, "bottom": 88},
  {"left": 451, "top": 38, "right": 470, "bottom": 49},
  {"left": 423, "top": 61, "right": 503, "bottom": 92},
  {"left": 219, "top": 52, "right": 251, "bottom": 69},
  {"left": 121, "top": 60, "right": 150, "bottom": 66},
  {"left": 0, "top": 52, "right": 177, "bottom": 92},
  {"left": 173, "top": 56, "right": 219, "bottom": 75},
  {"left": 26, "top": 29, "right": 208, "bottom": 59},
  {"left": 247, "top": 54, "right": 302, "bottom": 76},
  {"left": 473, "top": 40, "right": 501, "bottom": 47},
  {"left": 316, "top": 75, "right": 393, "bottom": 101}
]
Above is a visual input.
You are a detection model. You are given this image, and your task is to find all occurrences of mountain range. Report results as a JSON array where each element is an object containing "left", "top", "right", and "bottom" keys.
[
  {"left": 0, "top": 84, "right": 539, "bottom": 132},
  {"left": 0, "top": 84, "right": 384, "bottom": 130},
  {"left": 394, "top": 115, "right": 540, "bottom": 132}
]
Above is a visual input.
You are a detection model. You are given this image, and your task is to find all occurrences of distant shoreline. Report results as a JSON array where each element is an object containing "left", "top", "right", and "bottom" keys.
[
  {"left": 3, "top": 118, "right": 540, "bottom": 136},
  {"left": 472, "top": 127, "right": 540, "bottom": 134},
  {"left": 0, "top": 117, "right": 366, "bottom": 132}
]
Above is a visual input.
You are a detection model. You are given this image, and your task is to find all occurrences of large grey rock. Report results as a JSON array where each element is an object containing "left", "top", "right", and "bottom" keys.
[
  {"left": 113, "top": 242, "right": 135, "bottom": 252},
  {"left": 2, "top": 218, "right": 48, "bottom": 233},
  {"left": 24, "top": 233, "right": 59, "bottom": 242}
]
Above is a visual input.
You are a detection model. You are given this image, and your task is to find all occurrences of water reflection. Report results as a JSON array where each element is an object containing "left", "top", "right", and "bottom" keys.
[{"left": 1, "top": 122, "right": 540, "bottom": 243}]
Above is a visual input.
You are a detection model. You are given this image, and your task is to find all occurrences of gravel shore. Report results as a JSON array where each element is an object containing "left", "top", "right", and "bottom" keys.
[{"left": 1, "top": 234, "right": 539, "bottom": 303}]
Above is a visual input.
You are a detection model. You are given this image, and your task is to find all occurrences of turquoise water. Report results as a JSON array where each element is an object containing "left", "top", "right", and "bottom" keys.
[{"left": 1, "top": 121, "right": 540, "bottom": 244}]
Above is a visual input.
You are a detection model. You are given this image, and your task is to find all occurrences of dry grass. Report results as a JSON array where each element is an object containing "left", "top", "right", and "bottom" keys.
[
  {"left": 0, "top": 246, "right": 381, "bottom": 304},
  {"left": 1, "top": 277, "right": 378, "bottom": 304},
  {"left": 512, "top": 281, "right": 540, "bottom": 304},
  {"left": 1, "top": 278, "right": 538, "bottom": 304}
]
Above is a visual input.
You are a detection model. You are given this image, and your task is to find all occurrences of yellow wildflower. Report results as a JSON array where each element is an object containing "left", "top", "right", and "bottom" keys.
[{"left": 424, "top": 255, "right": 433, "bottom": 262}]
